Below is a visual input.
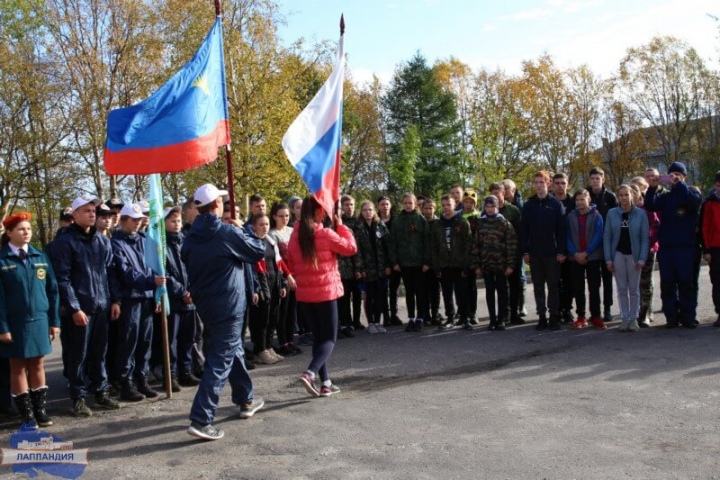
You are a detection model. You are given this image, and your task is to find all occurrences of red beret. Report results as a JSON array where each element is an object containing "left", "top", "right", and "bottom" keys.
[{"left": 2, "top": 212, "right": 32, "bottom": 229}]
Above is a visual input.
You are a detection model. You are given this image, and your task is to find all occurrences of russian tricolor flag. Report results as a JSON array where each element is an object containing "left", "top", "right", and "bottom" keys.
[
  {"left": 104, "top": 18, "right": 230, "bottom": 175},
  {"left": 282, "top": 26, "right": 345, "bottom": 216}
]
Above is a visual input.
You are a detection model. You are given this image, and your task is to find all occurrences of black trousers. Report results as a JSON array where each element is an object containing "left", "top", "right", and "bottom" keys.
[
  {"left": 571, "top": 260, "right": 602, "bottom": 318},
  {"left": 400, "top": 266, "right": 427, "bottom": 319},
  {"left": 483, "top": 271, "right": 509, "bottom": 322},
  {"left": 338, "top": 278, "right": 362, "bottom": 328},
  {"left": 440, "top": 267, "right": 467, "bottom": 320},
  {"left": 559, "top": 261, "right": 574, "bottom": 314},
  {"left": 529, "top": 256, "right": 561, "bottom": 318},
  {"left": 422, "top": 269, "right": 441, "bottom": 319},
  {"left": 710, "top": 248, "right": 720, "bottom": 314},
  {"left": 600, "top": 261, "right": 614, "bottom": 309},
  {"left": 507, "top": 258, "right": 523, "bottom": 318}
]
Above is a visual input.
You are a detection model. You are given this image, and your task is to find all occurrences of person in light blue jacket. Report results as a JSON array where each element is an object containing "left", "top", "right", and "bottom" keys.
[{"left": 603, "top": 185, "right": 649, "bottom": 332}]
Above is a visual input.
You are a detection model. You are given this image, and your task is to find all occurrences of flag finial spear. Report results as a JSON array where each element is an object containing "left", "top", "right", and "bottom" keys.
[{"left": 340, "top": 14, "right": 345, "bottom": 36}]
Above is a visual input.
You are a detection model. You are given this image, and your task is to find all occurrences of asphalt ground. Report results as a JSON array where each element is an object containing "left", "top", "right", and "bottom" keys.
[{"left": 1, "top": 265, "right": 719, "bottom": 479}]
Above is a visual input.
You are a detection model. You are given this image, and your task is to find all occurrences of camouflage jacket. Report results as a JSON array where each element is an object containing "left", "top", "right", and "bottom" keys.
[
  {"left": 338, "top": 214, "right": 360, "bottom": 279},
  {"left": 429, "top": 213, "right": 473, "bottom": 270},
  {"left": 463, "top": 210, "right": 482, "bottom": 236},
  {"left": 389, "top": 210, "right": 430, "bottom": 267},
  {"left": 472, "top": 214, "right": 518, "bottom": 273},
  {"left": 353, "top": 220, "right": 391, "bottom": 282}
]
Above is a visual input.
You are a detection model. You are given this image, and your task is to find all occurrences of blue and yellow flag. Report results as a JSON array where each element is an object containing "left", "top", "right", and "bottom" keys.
[{"left": 104, "top": 18, "right": 230, "bottom": 175}]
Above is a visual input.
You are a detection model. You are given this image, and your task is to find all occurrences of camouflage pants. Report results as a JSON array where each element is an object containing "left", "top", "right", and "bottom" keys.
[{"left": 639, "top": 251, "right": 656, "bottom": 321}]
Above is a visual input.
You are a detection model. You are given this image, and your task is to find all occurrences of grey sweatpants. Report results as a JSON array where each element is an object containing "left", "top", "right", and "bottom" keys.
[{"left": 613, "top": 252, "right": 642, "bottom": 322}]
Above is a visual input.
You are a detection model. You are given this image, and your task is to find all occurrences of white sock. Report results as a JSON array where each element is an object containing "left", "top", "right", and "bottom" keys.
[{"left": 322, "top": 380, "right": 332, "bottom": 387}]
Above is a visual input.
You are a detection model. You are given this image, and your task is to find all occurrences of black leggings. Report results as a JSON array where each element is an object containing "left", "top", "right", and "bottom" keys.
[
  {"left": 364, "top": 280, "right": 385, "bottom": 324},
  {"left": 277, "top": 291, "right": 297, "bottom": 345},
  {"left": 400, "top": 266, "right": 426, "bottom": 319},
  {"left": 249, "top": 300, "right": 268, "bottom": 355},
  {"left": 299, "top": 300, "right": 338, "bottom": 382}
]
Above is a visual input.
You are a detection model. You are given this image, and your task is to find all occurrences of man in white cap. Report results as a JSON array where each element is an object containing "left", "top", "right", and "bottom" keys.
[
  {"left": 182, "top": 184, "right": 266, "bottom": 441},
  {"left": 48, "top": 194, "right": 122, "bottom": 418},
  {"left": 111, "top": 203, "right": 166, "bottom": 401}
]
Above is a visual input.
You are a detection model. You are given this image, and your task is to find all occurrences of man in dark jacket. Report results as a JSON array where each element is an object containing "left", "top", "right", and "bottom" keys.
[
  {"left": 182, "top": 184, "right": 266, "bottom": 441},
  {"left": 522, "top": 171, "right": 567, "bottom": 330},
  {"left": 112, "top": 203, "right": 166, "bottom": 402},
  {"left": 503, "top": 178, "right": 527, "bottom": 316},
  {"left": 491, "top": 183, "right": 523, "bottom": 324},
  {"left": 552, "top": 173, "right": 576, "bottom": 323},
  {"left": 645, "top": 162, "right": 703, "bottom": 328},
  {"left": 587, "top": 167, "right": 618, "bottom": 322},
  {"left": 150, "top": 207, "right": 200, "bottom": 390},
  {"left": 430, "top": 195, "right": 472, "bottom": 330},
  {"left": 50, "top": 195, "right": 121, "bottom": 417}
]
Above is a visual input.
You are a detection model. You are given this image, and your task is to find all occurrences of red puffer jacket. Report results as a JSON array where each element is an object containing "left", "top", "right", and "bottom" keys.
[{"left": 287, "top": 223, "right": 358, "bottom": 303}]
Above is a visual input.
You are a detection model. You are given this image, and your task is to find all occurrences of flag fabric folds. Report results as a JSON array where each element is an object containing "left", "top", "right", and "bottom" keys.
[
  {"left": 282, "top": 31, "right": 345, "bottom": 215},
  {"left": 104, "top": 18, "right": 230, "bottom": 175},
  {"left": 144, "top": 174, "right": 170, "bottom": 312}
]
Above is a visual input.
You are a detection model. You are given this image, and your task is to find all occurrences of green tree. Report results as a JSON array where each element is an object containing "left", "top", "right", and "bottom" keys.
[{"left": 382, "top": 52, "right": 460, "bottom": 196}]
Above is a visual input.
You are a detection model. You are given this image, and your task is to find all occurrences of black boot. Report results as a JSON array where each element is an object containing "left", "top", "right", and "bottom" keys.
[
  {"left": 13, "top": 392, "right": 36, "bottom": 426},
  {"left": 120, "top": 381, "right": 145, "bottom": 402},
  {"left": 488, "top": 316, "right": 497, "bottom": 331},
  {"left": 536, "top": 315, "right": 548, "bottom": 331},
  {"left": 495, "top": 317, "right": 506, "bottom": 331},
  {"left": 29, "top": 387, "right": 52, "bottom": 427},
  {"left": 136, "top": 378, "right": 159, "bottom": 398},
  {"left": 548, "top": 315, "right": 561, "bottom": 331}
]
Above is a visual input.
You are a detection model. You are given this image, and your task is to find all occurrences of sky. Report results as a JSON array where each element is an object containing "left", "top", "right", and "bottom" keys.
[{"left": 275, "top": 0, "right": 719, "bottom": 85}]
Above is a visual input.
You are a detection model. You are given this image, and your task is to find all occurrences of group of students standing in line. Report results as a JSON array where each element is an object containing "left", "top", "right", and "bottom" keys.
[{"left": 331, "top": 162, "right": 719, "bottom": 341}]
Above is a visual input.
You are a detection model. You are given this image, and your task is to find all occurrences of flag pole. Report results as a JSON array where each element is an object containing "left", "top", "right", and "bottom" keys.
[
  {"left": 333, "top": 14, "right": 345, "bottom": 223},
  {"left": 215, "top": 0, "right": 237, "bottom": 219}
]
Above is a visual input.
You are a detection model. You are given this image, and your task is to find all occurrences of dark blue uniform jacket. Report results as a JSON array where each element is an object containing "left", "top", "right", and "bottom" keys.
[
  {"left": 49, "top": 224, "right": 119, "bottom": 314},
  {"left": 181, "top": 214, "right": 264, "bottom": 325}
]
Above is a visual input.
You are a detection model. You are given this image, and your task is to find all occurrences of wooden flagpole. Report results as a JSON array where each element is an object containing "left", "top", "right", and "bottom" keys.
[{"left": 215, "top": 0, "right": 237, "bottom": 219}]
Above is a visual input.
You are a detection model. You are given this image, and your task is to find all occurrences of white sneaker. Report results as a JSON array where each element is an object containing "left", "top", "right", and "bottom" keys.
[
  {"left": 367, "top": 324, "right": 378, "bottom": 334},
  {"left": 618, "top": 321, "right": 629, "bottom": 332},
  {"left": 269, "top": 349, "right": 285, "bottom": 362},
  {"left": 627, "top": 321, "right": 640, "bottom": 332},
  {"left": 376, "top": 324, "right": 387, "bottom": 333}
]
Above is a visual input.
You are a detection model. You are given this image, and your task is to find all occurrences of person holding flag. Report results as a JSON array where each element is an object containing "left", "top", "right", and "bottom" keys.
[
  {"left": 182, "top": 184, "right": 266, "bottom": 441},
  {"left": 111, "top": 204, "right": 166, "bottom": 402},
  {"left": 282, "top": 17, "right": 356, "bottom": 397}
]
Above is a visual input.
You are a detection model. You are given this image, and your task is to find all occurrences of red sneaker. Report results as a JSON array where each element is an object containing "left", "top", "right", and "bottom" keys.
[
  {"left": 571, "top": 317, "right": 588, "bottom": 329},
  {"left": 590, "top": 317, "right": 607, "bottom": 330}
]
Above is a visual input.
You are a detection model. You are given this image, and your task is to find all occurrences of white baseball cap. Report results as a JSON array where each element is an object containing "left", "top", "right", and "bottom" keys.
[
  {"left": 71, "top": 195, "right": 101, "bottom": 213},
  {"left": 119, "top": 203, "right": 147, "bottom": 219},
  {"left": 193, "top": 184, "right": 229, "bottom": 207},
  {"left": 163, "top": 206, "right": 182, "bottom": 219},
  {"left": 138, "top": 200, "right": 150, "bottom": 214}
]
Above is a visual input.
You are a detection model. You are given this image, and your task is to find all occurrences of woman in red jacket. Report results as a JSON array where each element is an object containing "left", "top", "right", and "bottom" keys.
[{"left": 287, "top": 197, "right": 357, "bottom": 397}]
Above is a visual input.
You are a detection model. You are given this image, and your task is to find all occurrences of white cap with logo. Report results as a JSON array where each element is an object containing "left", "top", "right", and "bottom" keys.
[
  {"left": 193, "top": 184, "right": 229, "bottom": 207},
  {"left": 71, "top": 195, "right": 101, "bottom": 213},
  {"left": 119, "top": 203, "right": 147, "bottom": 219},
  {"left": 163, "top": 206, "right": 182, "bottom": 219}
]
